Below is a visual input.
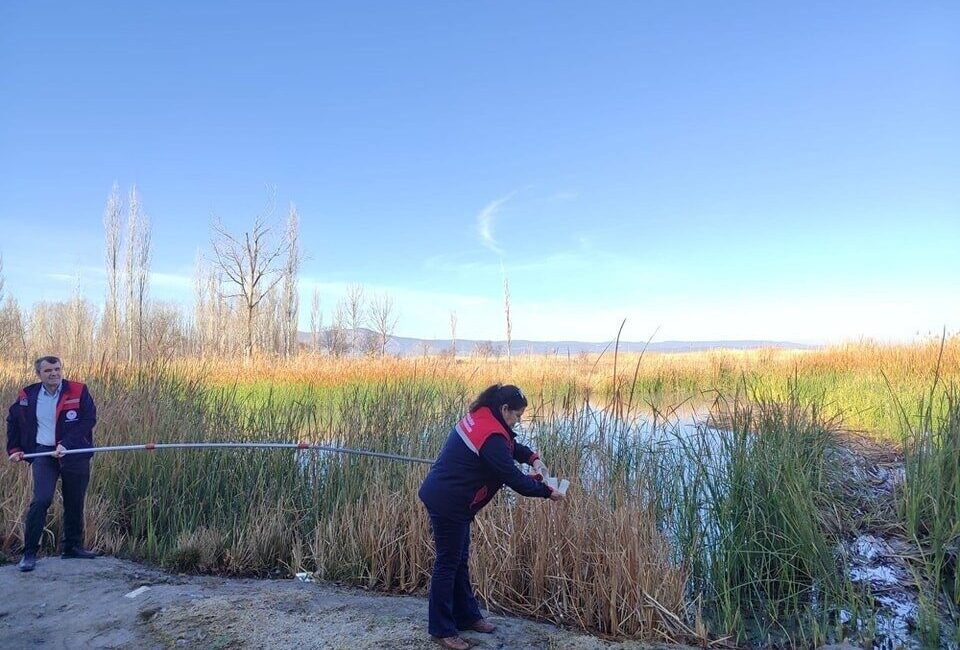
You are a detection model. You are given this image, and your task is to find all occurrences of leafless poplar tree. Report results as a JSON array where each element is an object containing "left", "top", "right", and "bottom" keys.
[
  {"left": 280, "top": 204, "right": 300, "bottom": 358},
  {"left": 503, "top": 271, "right": 513, "bottom": 361},
  {"left": 65, "top": 273, "right": 98, "bottom": 362},
  {"left": 210, "top": 211, "right": 289, "bottom": 359},
  {"left": 193, "top": 253, "right": 210, "bottom": 355},
  {"left": 326, "top": 298, "right": 350, "bottom": 357},
  {"left": 146, "top": 301, "right": 188, "bottom": 362},
  {"left": 193, "top": 254, "right": 225, "bottom": 356},
  {"left": 103, "top": 183, "right": 123, "bottom": 359},
  {"left": 125, "top": 186, "right": 151, "bottom": 363},
  {"left": 449, "top": 310, "right": 458, "bottom": 358},
  {"left": 0, "top": 294, "right": 27, "bottom": 363},
  {"left": 344, "top": 283, "right": 366, "bottom": 353},
  {"left": 369, "top": 292, "right": 398, "bottom": 356},
  {"left": 309, "top": 287, "right": 322, "bottom": 353},
  {"left": 29, "top": 303, "right": 54, "bottom": 358},
  {"left": 254, "top": 284, "right": 281, "bottom": 354},
  {"left": 0, "top": 256, "right": 26, "bottom": 361}
]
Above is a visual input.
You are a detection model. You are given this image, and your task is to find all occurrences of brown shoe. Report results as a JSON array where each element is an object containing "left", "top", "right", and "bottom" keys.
[
  {"left": 433, "top": 636, "right": 471, "bottom": 650},
  {"left": 468, "top": 619, "right": 497, "bottom": 633}
]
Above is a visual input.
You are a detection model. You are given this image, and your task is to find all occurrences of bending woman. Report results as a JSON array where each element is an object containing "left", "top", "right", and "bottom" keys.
[{"left": 419, "top": 384, "right": 564, "bottom": 650}]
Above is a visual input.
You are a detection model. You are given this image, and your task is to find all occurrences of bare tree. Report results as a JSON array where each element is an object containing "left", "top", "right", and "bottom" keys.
[
  {"left": 28, "top": 303, "right": 53, "bottom": 358},
  {"left": 326, "top": 298, "right": 350, "bottom": 357},
  {"left": 0, "top": 256, "right": 27, "bottom": 362},
  {"left": 103, "top": 183, "right": 123, "bottom": 359},
  {"left": 503, "top": 270, "right": 512, "bottom": 361},
  {"left": 210, "top": 212, "right": 289, "bottom": 359},
  {"left": 193, "top": 253, "right": 211, "bottom": 355},
  {"left": 449, "top": 310, "right": 458, "bottom": 358},
  {"left": 69, "top": 273, "right": 99, "bottom": 362},
  {"left": 0, "top": 295, "right": 27, "bottom": 363},
  {"left": 125, "top": 185, "right": 151, "bottom": 363},
  {"left": 280, "top": 204, "right": 301, "bottom": 358},
  {"left": 344, "top": 283, "right": 366, "bottom": 353},
  {"left": 474, "top": 340, "right": 501, "bottom": 359},
  {"left": 146, "top": 301, "right": 189, "bottom": 362},
  {"left": 193, "top": 253, "right": 229, "bottom": 356},
  {"left": 309, "top": 287, "right": 322, "bottom": 353},
  {"left": 254, "top": 284, "right": 282, "bottom": 354},
  {"left": 194, "top": 253, "right": 239, "bottom": 357},
  {"left": 360, "top": 329, "right": 380, "bottom": 356},
  {"left": 369, "top": 292, "right": 398, "bottom": 356}
]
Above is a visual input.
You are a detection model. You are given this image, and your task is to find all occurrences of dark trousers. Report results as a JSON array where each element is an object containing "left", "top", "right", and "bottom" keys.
[
  {"left": 24, "top": 446, "right": 91, "bottom": 554},
  {"left": 427, "top": 513, "right": 482, "bottom": 638}
]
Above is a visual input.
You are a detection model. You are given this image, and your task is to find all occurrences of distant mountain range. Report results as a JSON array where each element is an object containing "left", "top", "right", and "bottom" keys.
[{"left": 299, "top": 329, "right": 816, "bottom": 356}]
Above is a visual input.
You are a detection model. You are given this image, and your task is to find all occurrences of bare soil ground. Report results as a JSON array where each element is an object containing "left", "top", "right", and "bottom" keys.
[{"left": 0, "top": 556, "right": 694, "bottom": 650}]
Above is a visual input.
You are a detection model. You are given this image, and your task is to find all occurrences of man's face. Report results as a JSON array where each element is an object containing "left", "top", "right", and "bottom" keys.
[{"left": 37, "top": 361, "right": 62, "bottom": 390}]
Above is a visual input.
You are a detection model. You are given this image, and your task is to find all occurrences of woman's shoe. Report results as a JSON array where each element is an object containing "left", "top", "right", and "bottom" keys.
[
  {"left": 468, "top": 619, "right": 497, "bottom": 633},
  {"left": 433, "top": 635, "right": 471, "bottom": 650},
  {"left": 18, "top": 554, "right": 36, "bottom": 572}
]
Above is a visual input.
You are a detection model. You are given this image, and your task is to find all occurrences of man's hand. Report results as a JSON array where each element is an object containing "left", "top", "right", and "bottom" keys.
[
  {"left": 548, "top": 487, "right": 565, "bottom": 501},
  {"left": 52, "top": 444, "right": 67, "bottom": 459},
  {"left": 8, "top": 451, "right": 24, "bottom": 462}
]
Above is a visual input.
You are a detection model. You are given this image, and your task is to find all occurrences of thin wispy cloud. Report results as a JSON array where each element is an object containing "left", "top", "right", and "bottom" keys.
[
  {"left": 422, "top": 248, "right": 670, "bottom": 283},
  {"left": 42, "top": 273, "right": 77, "bottom": 283},
  {"left": 150, "top": 272, "right": 193, "bottom": 289},
  {"left": 476, "top": 192, "right": 516, "bottom": 255}
]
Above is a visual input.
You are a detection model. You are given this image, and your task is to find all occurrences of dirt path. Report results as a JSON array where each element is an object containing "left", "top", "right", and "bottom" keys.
[{"left": 0, "top": 556, "right": 692, "bottom": 650}]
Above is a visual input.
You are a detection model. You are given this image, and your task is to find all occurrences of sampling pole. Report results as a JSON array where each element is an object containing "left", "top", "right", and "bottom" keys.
[{"left": 21, "top": 441, "right": 434, "bottom": 465}]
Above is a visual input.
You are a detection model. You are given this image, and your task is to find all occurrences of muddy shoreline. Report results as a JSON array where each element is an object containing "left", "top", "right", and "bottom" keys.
[{"left": 0, "top": 556, "right": 695, "bottom": 650}]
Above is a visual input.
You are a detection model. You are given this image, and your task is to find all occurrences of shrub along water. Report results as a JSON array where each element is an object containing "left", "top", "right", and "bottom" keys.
[
  {"left": 650, "top": 389, "right": 858, "bottom": 646},
  {"left": 899, "top": 381, "right": 960, "bottom": 645}
]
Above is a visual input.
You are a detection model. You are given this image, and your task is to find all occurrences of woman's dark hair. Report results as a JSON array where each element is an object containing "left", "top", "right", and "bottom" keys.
[{"left": 469, "top": 383, "right": 528, "bottom": 414}]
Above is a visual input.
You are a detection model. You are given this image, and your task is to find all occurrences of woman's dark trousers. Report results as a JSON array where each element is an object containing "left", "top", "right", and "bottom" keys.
[{"left": 427, "top": 513, "right": 482, "bottom": 637}]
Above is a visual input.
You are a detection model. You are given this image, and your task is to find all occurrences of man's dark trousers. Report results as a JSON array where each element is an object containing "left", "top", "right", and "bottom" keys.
[{"left": 24, "top": 445, "right": 91, "bottom": 554}]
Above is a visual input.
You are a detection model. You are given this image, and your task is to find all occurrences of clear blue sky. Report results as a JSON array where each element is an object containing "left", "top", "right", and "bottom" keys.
[{"left": 1, "top": 1, "right": 957, "bottom": 344}]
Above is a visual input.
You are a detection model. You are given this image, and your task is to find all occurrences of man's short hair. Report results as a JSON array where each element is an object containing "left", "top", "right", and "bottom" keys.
[{"left": 34, "top": 356, "right": 62, "bottom": 374}]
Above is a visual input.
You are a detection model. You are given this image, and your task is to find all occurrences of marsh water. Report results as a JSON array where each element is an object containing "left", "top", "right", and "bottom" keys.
[{"left": 521, "top": 405, "right": 950, "bottom": 650}]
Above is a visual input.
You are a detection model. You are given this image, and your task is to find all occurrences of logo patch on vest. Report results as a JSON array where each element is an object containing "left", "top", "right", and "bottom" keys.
[
  {"left": 66, "top": 410, "right": 78, "bottom": 421},
  {"left": 19, "top": 398, "right": 28, "bottom": 406}
]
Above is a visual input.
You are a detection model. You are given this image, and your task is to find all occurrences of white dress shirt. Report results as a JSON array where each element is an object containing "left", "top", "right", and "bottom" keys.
[{"left": 35, "top": 382, "right": 62, "bottom": 447}]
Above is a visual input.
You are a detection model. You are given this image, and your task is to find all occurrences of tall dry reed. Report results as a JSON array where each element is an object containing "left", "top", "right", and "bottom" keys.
[{"left": 1, "top": 338, "right": 958, "bottom": 645}]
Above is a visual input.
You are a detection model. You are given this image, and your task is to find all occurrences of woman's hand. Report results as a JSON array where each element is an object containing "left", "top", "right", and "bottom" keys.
[
  {"left": 532, "top": 459, "right": 550, "bottom": 478},
  {"left": 548, "top": 487, "right": 565, "bottom": 501}
]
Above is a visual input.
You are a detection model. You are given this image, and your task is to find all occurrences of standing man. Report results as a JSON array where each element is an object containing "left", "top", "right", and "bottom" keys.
[{"left": 6, "top": 356, "right": 98, "bottom": 572}]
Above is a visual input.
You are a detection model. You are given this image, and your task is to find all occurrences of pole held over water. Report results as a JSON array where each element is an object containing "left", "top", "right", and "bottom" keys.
[{"left": 21, "top": 442, "right": 434, "bottom": 465}]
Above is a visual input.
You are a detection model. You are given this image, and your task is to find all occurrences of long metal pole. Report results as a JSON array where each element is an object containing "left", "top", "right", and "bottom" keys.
[{"left": 21, "top": 441, "right": 434, "bottom": 465}]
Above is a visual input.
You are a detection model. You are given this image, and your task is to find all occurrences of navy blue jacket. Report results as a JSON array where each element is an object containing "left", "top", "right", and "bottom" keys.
[
  {"left": 419, "top": 407, "right": 552, "bottom": 521},
  {"left": 6, "top": 379, "right": 97, "bottom": 462}
]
